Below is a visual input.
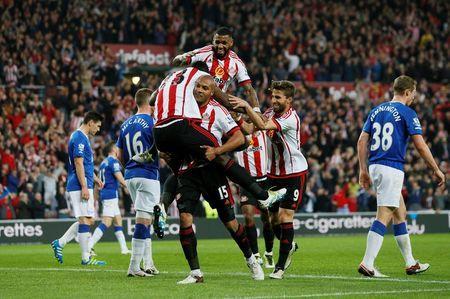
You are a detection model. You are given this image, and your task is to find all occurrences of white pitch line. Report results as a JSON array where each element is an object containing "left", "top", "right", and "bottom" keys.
[
  {"left": 1, "top": 267, "right": 449, "bottom": 285},
  {"left": 235, "top": 288, "right": 450, "bottom": 299}
]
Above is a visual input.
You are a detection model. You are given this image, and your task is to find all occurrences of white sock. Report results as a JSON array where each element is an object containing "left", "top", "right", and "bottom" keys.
[
  {"left": 362, "top": 231, "right": 384, "bottom": 269},
  {"left": 59, "top": 222, "right": 79, "bottom": 247},
  {"left": 395, "top": 234, "right": 416, "bottom": 267},
  {"left": 246, "top": 254, "right": 256, "bottom": 264},
  {"left": 78, "top": 232, "right": 91, "bottom": 262},
  {"left": 143, "top": 238, "right": 154, "bottom": 268},
  {"left": 191, "top": 269, "right": 202, "bottom": 276},
  {"left": 115, "top": 230, "right": 128, "bottom": 252},
  {"left": 129, "top": 238, "right": 146, "bottom": 272},
  {"left": 89, "top": 227, "right": 104, "bottom": 250}
]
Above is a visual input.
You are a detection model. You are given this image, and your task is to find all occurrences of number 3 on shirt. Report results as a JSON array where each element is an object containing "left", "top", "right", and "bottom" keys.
[{"left": 371, "top": 122, "right": 394, "bottom": 151}]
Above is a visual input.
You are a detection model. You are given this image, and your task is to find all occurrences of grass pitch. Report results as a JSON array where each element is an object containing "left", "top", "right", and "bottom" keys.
[{"left": 1, "top": 234, "right": 449, "bottom": 298}]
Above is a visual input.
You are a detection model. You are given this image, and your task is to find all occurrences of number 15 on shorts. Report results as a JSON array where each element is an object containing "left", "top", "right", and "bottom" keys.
[{"left": 218, "top": 185, "right": 229, "bottom": 200}]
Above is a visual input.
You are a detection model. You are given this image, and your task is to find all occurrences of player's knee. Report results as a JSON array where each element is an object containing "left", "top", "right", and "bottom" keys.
[
  {"left": 180, "top": 213, "right": 193, "bottom": 228},
  {"left": 224, "top": 219, "right": 239, "bottom": 232},
  {"left": 136, "top": 211, "right": 153, "bottom": 226},
  {"left": 244, "top": 214, "right": 255, "bottom": 226},
  {"left": 102, "top": 217, "right": 113, "bottom": 227}
]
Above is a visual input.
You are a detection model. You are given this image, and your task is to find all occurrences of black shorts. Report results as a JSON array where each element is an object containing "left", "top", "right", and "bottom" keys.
[
  {"left": 154, "top": 118, "right": 219, "bottom": 170},
  {"left": 239, "top": 177, "right": 267, "bottom": 207},
  {"left": 176, "top": 164, "right": 236, "bottom": 223},
  {"left": 267, "top": 171, "right": 308, "bottom": 212}
]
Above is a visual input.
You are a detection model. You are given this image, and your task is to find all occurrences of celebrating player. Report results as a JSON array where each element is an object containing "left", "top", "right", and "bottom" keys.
[
  {"left": 51, "top": 111, "right": 106, "bottom": 266},
  {"left": 88, "top": 141, "right": 130, "bottom": 255},
  {"left": 231, "top": 80, "right": 309, "bottom": 279},
  {"left": 234, "top": 128, "right": 275, "bottom": 268},
  {"left": 151, "top": 62, "right": 285, "bottom": 212},
  {"left": 176, "top": 75, "right": 264, "bottom": 284},
  {"left": 173, "top": 27, "right": 259, "bottom": 107},
  {"left": 357, "top": 75, "right": 446, "bottom": 277},
  {"left": 116, "top": 88, "right": 162, "bottom": 277}
]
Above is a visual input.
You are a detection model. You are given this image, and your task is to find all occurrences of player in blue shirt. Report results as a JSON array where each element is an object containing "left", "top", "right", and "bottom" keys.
[
  {"left": 116, "top": 88, "right": 163, "bottom": 277},
  {"left": 87, "top": 141, "right": 131, "bottom": 255},
  {"left": 51, "top": 111, "right": 106, "bottom": 266},
  {"left": 357, "top": 76, "right": 446, "bottom": 277}
]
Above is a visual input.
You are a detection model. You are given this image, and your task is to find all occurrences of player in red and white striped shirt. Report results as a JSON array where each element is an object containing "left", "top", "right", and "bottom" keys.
[
  {"left": 173, "top": 27, "right": 259, "bottom": 108},
  {"left": 231, "top": 80, "right": 308, "bottom": 280},
  {"left": 233, "top": 128, "right": 276, "bottom": 268}
]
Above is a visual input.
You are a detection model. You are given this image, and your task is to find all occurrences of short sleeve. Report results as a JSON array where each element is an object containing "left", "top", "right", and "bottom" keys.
[
  {"left": 74, "top": 137, "right": 86, "bottom": 158},
  {"left": 217, "top": 108, "right": 239, "bottom": 136},
  {"left": 112, "top": 161, "right": 121, "bottom": 173},
  {"left": 362, "top": 114, "right": 372, "bottom": 133},
  {"left": 405, "top": 110, "right": 422, "bottom": 136},
  {"left": 236, "top": 60, "right": 251, "bottom": 86},
  {"left": 273, "top": 112, "right": 296, "bottom": 132},
  {"left": 116, "top": 132, "right": 123, "bottom": 150}
]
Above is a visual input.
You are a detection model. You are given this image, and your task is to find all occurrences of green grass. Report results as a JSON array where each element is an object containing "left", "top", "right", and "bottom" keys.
[{"left": 1, "top": 234, "right": 450, "bottom": 298}]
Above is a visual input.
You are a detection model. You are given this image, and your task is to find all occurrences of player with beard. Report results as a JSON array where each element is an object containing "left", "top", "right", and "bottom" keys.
[
  {"left": 175, "top": 75, "right": 265, "bottom": 284},
  {"left": 231, "top": 81, "right": 308, "bottom": 279},
  {"left": 172, "top": 28, "right": 274, "bottom": 260}
]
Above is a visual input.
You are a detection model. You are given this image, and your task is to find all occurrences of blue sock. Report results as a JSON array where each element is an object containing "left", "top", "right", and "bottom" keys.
[
  {"left": 133, "top": 223, "right": 147, "bottom": 240},
  {"left": 78, "top": 224, "right": 90, "bottom": 233},
  {"left": 393, "top": 222, "right": 408, "bottom": 236},
  {"left": 369, "top": 220, "right": 386, "bottom": 236},
  {"left": 114, "top": 226, "right": 123, "bottom": 232},
  {"left": 98, "top": 223, "right": 108, "bottom": 233}
]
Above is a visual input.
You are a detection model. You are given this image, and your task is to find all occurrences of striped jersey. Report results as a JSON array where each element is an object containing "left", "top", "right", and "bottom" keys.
[
  {"left": 179, "top": 99, "right": 239, "bottom": 172},
  {"left": 235, "top": 131, "right": 267, "bottom": 178},
  {"left": 154, "top": 67, "right": 210, "bottom": 124},
  {"left": 199, "top": 99, "right": 240, "bottom": 145},
  {"left": 264, "top": 107, "right": 308, "bottom": 177},
  {"left": 187, "top": 45, "right": 251, "bottom": 91}
]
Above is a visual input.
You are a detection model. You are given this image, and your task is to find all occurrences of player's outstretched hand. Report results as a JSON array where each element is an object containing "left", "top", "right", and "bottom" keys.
[
  {"left": 229, "top": 95, "right": 249, "bottom": 110},
  {"left": 359, "top": 171, "right": 371, "bottom": 190},
  {"left": 201, "top": 145, "right": 218, "bottom": 161},
  {"left": 434, "top": 169, "right": 446, "bottom": 190}
]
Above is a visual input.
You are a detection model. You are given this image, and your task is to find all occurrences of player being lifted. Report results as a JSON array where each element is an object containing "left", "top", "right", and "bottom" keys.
[
  {"left": 51, "top": 111, "right": 106, "bottom": 266},
  {"left": 231, "top": 81, "right": 309, "bottom": 279},
  {"left": 151, "top": 62, "right": 285, "bottom": 213},
  {"left": 162, "top": 27, "right": 262, "bottom": 210},
  {"left": 176, "top": 75, "right": 264, "bottom": 283},
  {"left": 88, "top": 141, "right": 131, "bottom": 255},
  {"left": 116, "top": 88, "right": 162, "bottom": 277},
  {"left": 357, "top": 75, "right": 446, "bottom": 277}
]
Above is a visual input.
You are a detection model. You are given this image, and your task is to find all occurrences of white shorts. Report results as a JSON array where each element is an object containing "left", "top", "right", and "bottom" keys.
[
  {"left": 126, "top": 178, "right": 160, "bottom": 213},
  {"left": 102, "top": 198, "right": 121, "bottom": 217},
  {"left": 68, "top": 189, "right": 95, "bottom": 218},
  {"left": 369, "top": 164, "right": 404, "bottom": 208}
]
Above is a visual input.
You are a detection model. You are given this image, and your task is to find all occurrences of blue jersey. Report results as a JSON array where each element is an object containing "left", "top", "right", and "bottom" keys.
[
  {"left": 99, "top": 156, "right": 121, "bottom": 200},
  {"left": 67, "top": 130, "right": 94, "bottom": 191},
  {"left": 362, "top": 101, "right": 422, "bottom": 171},
  {"left": 116, "top": 114, "right": 159, "bottom": 180}
]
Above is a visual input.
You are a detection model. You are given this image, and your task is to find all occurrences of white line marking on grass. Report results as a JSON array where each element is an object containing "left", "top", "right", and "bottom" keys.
[
  {"left": 1, "top": 267, "right": 449, "bottom": 285},
  {"left": 235, "top": 288, "right": 450, "bottom": 298}
]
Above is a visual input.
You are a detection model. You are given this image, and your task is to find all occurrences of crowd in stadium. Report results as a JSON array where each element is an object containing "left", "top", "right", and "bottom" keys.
[{"left": 0, "top": 0, "right": 448, "bottom": 219}]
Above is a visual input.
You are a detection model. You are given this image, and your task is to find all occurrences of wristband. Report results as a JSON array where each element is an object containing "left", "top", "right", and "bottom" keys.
[{"left": 252, "top": 107, "right": 261, "bottom": 113}]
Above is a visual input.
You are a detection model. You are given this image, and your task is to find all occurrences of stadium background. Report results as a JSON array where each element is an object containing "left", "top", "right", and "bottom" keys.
[{"left": 0, "top": 0, "right": 448, "bottom": 221}]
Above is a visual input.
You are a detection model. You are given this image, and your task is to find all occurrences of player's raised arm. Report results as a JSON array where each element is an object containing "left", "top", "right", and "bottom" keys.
[
  {"left": 230, "top": 96, "right": 277, "bottom": 131},
  {"left": 411, "top": 135, "right": 446, "bottom": 189},
  {"left": 357, "top": 131, "right": 371, "bottom": 190},
  {"left": 242, "top": 82, "right": 260, "bottom": 110}
]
